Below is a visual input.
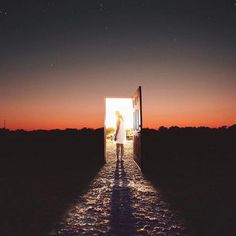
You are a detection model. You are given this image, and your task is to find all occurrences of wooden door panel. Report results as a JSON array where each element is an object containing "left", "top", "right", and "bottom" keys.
[{"left": 133, "top": 86, "right": 143, "bottom": 169}]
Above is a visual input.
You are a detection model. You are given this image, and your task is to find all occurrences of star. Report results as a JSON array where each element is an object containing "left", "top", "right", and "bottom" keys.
[
  {"left": 42, "top": 7, "right": 48, "bottom": 13},
  {"left": 0, "top": 9, "right": 8, "bottom": 16},
  {"left": 99, "top": 2, "right": 104, "bottom": 12}
]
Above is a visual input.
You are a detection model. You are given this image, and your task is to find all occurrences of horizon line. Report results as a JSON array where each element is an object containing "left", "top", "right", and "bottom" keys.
[{"left": 1, "top": 124, "right": 235, "bottom": 132}]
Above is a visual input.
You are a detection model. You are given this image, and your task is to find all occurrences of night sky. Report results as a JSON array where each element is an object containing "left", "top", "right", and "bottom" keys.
[{"left": 1, "top": 0, "right": 236, "bottom": 130}]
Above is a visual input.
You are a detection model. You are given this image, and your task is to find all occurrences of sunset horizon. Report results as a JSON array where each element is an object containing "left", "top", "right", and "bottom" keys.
[
  {"left": 2, "top": 121, "right": 236, "bottom": 131},
  {"left": 1, "top": 1, "right": 235, "bottom": 132}
]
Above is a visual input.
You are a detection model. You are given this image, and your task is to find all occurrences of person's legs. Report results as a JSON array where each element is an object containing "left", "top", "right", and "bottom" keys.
[
  {"left": 121, "top": 144, "right": 124, "bottom": 160},
  {"left": 116, "top": 144, "right": 120, "bottom": 160}
]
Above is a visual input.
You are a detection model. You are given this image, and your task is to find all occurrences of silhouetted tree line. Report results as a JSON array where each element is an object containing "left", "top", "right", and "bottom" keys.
[
  {"left": 0, "top": 127, "right": 105, "bottom": 160},
  {"left": 142, "top": 124, "right": 236, "bottom": 164}
]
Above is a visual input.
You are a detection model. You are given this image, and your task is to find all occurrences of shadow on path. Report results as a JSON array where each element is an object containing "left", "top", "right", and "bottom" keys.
[
  {"left": 108, "top": 160, "right": 137, "bottom": 235},
  {"left": 50, "top": 141, "right": 186, "bottom": 235}
]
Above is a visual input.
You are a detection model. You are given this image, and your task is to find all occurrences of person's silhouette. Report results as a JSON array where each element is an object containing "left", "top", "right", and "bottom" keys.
[{"left": 114, "top": 111, "right": 126, "bottom": 161}]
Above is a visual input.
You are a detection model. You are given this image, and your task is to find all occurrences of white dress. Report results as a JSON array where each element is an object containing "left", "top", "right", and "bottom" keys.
[{"left": 115, "top": 119, "right": 126, "bottom": 144}]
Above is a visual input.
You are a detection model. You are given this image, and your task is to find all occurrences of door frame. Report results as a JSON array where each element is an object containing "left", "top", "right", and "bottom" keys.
[
  {"left": 103, "top": 87, "right": 143, "bottom": 167},
  {"left": 104, "top": 96, "right": 132, "bottom": 163}
]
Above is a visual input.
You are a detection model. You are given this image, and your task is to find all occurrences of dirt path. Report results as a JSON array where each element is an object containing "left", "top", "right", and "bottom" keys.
[{"left": 50, "top": 141, "right": 186, "bottom": 235}]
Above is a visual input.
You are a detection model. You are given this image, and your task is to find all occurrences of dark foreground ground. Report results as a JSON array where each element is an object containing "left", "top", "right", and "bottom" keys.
[
  {"left": 0, "top": 128, "right": 104, "bottom": 236},
  {"left": 0, "top": 126, "right": 236, "bottom": 236},
  {"left": 143, "top": 125, "right": 236, "bottom": 236}
]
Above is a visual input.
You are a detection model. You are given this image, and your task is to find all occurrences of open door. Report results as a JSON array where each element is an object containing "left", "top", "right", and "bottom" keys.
[
  {"left": 133, "top": 86, "right": 143, "bottom": 169},
  {"left": 104, "top": 98, "right": 133, "bottom": 163}
]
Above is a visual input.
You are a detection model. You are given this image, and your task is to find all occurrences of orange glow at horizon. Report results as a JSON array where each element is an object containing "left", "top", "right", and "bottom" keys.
[
  {"left": 1, "top": 99, "right": 235, "bottom": 131},
  {"left": 3, "top": 117, "right": 235, "bottom": 131},
  {"left": 1, "top": 92, "right": 236, "bottom": 131},
  {"left": 1, "top": 60, "right": 236, "bottom": 131}
]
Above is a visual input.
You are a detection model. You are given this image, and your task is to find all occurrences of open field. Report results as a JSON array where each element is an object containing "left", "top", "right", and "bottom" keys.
[{"left": 0, "top": 126, "right": 235, "bottom": 235}]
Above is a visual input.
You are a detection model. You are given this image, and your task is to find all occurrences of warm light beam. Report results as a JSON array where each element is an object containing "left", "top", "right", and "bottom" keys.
[{"left": 105, "top": 98, "right": 133, "bottom": 129}]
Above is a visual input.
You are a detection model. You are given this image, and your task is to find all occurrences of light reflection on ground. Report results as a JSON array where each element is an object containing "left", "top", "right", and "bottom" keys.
[{"left": 50, "top": 141, "right": 186, "bottom": 235}]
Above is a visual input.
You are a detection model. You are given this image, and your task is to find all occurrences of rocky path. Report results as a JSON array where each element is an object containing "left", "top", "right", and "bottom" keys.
[{"left": 50, "top": 141, "right": 186, "bottom": 235}]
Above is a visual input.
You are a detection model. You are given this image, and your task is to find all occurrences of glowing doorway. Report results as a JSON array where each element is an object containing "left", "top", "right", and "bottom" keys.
[
  {"left": 104, "top": 98, "right": 134, "bottom": 161},
  {"left": 104, "top": 86, "right": 143, "bottom": 169}
]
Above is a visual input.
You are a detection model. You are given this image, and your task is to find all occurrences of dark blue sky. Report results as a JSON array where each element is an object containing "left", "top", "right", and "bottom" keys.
[{"left": 1, "top": 0, "right": 236, "bottom": 129}]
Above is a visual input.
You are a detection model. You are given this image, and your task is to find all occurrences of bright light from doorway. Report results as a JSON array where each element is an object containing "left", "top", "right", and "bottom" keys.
[{"left": 105, "top": 98, "right": 133, "bottom": 128}]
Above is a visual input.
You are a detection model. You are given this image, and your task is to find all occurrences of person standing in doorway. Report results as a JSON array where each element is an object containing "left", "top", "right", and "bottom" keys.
[{"left": 114, "top": 111, "right": 126, "bottom": 161}]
